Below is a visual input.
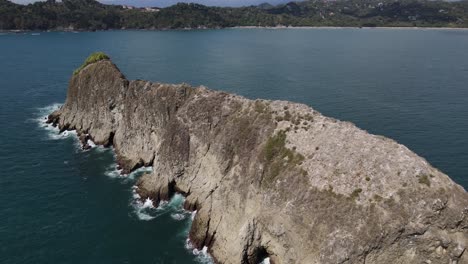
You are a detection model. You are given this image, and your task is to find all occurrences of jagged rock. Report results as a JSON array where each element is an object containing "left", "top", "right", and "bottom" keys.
[
  {"left": 48, "top": 56, "right": 468, "bottom": 264},
  {"left": 78, "top": 134, "right": 91, "bottom": 150}
]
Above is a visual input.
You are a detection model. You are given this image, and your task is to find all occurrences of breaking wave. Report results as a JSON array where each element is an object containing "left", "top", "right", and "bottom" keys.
[
  {"left": 35, "top": 104, "right": 105, "bottom": 151},
  {"left": 127, "top": 175, "right": 213, "bottom": 262},
  {"left": 130, "top": 189, "right": 190, "bottom": 222},
  {"left": 35, "top": 104, "right": 153, "bottom": 180},
  {"left": 104, "top": 164, "right": 124, "bottom": 178},
  {"left": 104, "top": 165, "right": 153, "bottom": 182},
  {"left": 34, "top": 103, "right": 73, "bottom": 140},
  {"left": 185, "top": 240, "right": 213, "bottom": 264}
]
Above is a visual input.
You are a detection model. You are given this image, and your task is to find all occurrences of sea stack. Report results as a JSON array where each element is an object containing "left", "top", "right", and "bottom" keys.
[{"left": 48, "top": 54, "right": 468, "bottom": 264}]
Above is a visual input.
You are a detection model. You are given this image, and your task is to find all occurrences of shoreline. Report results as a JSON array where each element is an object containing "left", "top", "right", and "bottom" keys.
[
  {"left": 231, "top": 26, "right": 468, "bottom": 30},
  {"left": 2, "top": 25, "right": 468, "bottom": 34}
]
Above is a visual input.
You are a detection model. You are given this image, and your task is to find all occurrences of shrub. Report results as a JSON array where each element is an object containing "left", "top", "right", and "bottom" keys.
[
  {"left": 350, "top": 188, "right": 363, "bottom": 199},
  {"left": 418, "top": 174, "right": 431, "bottom": 187},
  {"left": 275, "top": 116, "right": 284, "bottom": 122},
  {"left": 304, "top": 113, "right": 314, "bottom": 121},
  {"left": 254, "top": 101, "right": 268, "bottom": 114},
  {"left": 73, "top": 52, "right": 110, "bottom": 75},
  {"left": 373, "top": 194, "right": 383, "bottom": 202},
  {"left": 263, "top": 130, "right": 287, "bottom": 162}
]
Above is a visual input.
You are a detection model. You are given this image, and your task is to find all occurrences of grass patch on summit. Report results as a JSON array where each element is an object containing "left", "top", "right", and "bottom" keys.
[{"left": 73, "top": 52, "right": 110, "bottom": 75}]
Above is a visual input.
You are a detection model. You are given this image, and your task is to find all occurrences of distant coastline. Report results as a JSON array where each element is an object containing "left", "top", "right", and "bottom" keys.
[
  {"left": 2, "top": 0, "right": 468, "bottom": 32},
  {"left": 2, "top": 26, "right": 468, "bottom": 34},
  {"left": 231, "top": 26, "right": 468, "bottom": 30}
]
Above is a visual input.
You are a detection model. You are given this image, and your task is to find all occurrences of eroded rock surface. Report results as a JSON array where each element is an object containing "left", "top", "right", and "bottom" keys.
[{"left": 48, "top": 58, "right": 468, "bottom": 264}]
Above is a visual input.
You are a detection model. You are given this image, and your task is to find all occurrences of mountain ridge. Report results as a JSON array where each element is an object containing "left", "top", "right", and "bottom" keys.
[
  {"left": 98, "top": 0, "right": 296, "bottom": 8},
  {"left": 2, "top": 0, "right": 468, "bottom": 30}
]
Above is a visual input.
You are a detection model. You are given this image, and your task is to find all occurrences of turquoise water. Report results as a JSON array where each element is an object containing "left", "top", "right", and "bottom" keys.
[{"left": 0, "top": 29, "right": 467, "bottom": 263}]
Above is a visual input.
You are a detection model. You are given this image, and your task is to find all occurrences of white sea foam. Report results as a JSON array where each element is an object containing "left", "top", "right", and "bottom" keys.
[
  {"left": 36, "top": 103, "right": 62, "bottom": 119},
  {"left": 131, "top": 188, "right": 155, "bottom": 221},
  {"left": 103, "top": 165, "right": 153, "bottom": 180},
  {"left": 35, "top": 104, "right": 108, "bottom": 152},
  {"left": 34, "top": 103, "right": 80, "bottom": 141},
  {"left": 87, "top": 139, "right": 96, "bottom": 148},
  {"left": 157, "top": 200, "right": 169, "bottom": 208},
  {"left": 132, "top": 188, "right": 212, "bottom": 262},
  {"left": 185, "top": 240, "right": 213, "bottom": 263},
  {"left": 136, "top": 211, "right": 155, "bottom": 221},
  {"left": 104, "top": 164, "right": 123, "bottom": 178},
  {"left": 130, "top": 190, "right": 191, "bottom": 222},
  {"left": 125, "top": 166, "right": 153, "bottom": 180},
  {"left": 171, "top": 213, "right": 186, "bottom": 221},
  {"left": 82, "top": 139, "right": 109, "bottom": 153},
  {"left": 191, "top": 210, "right": 197, "bottom": 220},
  {"left": 141, "top": 198, "right": 154, "bottom": 209},
  {"left": 132, "top": 187, "right": 141, "bottom": 199},
  {"left": 195, "top": 246, "right": 213, "bottom": 264},
  {"left": 132, "top": 195, "right": 156, "bottom": 221},
  {"left": 48, "top": 129, "right": 77, "bottom": 140}
]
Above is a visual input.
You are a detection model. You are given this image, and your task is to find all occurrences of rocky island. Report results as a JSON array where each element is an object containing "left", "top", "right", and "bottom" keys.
[{"left": 47, "top": 53, "right": 468, "bottom": 264}]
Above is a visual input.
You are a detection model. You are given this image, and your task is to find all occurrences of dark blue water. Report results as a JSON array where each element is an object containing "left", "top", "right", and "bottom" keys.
[{"left": 0, "top": 29, "right": 467, "bottom": 263}]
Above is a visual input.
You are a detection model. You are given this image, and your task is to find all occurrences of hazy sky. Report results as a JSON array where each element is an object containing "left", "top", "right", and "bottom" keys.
[{"left": 10, "top": 0, "right": 293, "bottom": 7}]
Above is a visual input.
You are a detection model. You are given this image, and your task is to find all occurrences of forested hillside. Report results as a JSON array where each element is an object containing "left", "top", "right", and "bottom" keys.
[{"left": 1, "top": 0, "right": 467, "bottom": 30}]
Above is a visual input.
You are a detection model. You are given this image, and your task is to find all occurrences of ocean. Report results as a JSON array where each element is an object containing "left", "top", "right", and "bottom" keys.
[{"left": 0, "top": 28, "right": 467, "bottom": 263}]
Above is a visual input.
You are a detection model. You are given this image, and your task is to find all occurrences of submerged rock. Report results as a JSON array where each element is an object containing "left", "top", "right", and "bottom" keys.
[{"left": 48, "top": 55, "right": 468, "bottom": 264}]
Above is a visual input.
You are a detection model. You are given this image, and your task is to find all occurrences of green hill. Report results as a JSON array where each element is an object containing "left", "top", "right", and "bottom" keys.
[{"left": 1, "top": 0, "right": 467, "bottom": 30}]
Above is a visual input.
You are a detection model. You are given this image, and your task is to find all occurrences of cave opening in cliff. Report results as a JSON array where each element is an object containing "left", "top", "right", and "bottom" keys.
[{"left": 245, "top": 246, "right": 270, "bottom": 264}]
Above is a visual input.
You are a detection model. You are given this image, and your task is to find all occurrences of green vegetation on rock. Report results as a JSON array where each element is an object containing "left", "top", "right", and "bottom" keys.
[
  {"left": 261, "top": 130, "right": 305, "bottom": 185},
  {"left": 418, "top": 174, "right": 431, "bottom": 187},
  {"left": 73, "top": 52, "right": 109, "bottom": 75},
  {"left": 350, "top": 188, "right": 363, "bottom": 200},
  {"left": 254, "top": 101, "right": 269, "bottom": 114}
]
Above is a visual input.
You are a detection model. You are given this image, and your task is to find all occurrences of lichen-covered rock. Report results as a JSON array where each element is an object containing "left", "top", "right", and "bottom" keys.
[{"left": 48, "top": 57, "right": 468, "bottom": 264}]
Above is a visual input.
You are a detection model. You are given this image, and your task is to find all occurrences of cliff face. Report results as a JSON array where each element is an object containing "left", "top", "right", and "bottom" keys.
[{"left": 48, "top": 58, "right": 468, "bottom": 264}]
